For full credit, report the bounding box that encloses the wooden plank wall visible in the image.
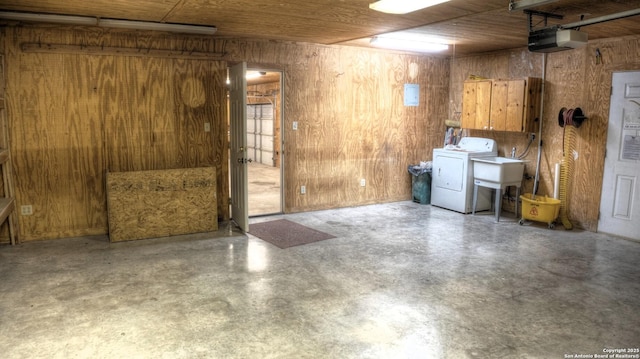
[224,40,450,212]
[3,23,637,241]
[2,26,228,242]
[223,40,449,211]
[450,34,640,231]
[578,35,640,231]
[2,25,450,242]
[3,25,635,241]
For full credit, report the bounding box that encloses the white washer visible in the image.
[431,137,497,213]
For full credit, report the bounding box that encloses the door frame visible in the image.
[246,67,284,216]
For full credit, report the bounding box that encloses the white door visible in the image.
[598,71,640,240]
[229,62,249,232]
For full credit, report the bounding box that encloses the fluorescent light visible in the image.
[98,19,217,35]
[0,11,217,35]
[370,34,449,53]
[0,11,97,25]
[245,71,266,80]
[369,0,450,14]
[509,0,559,12]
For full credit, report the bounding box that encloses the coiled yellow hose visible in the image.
[558,125,575,230]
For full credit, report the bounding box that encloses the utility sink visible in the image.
[472,157,525,184]
[471,157,526,223]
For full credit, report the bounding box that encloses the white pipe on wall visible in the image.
[532,53,547,199]
[553,162,561,199]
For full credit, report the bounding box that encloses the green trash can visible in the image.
[408,165,432,204]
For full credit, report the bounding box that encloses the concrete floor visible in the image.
[248,162,281,216]
[1,202,639,359]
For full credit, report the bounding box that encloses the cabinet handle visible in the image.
[483,126,488,130]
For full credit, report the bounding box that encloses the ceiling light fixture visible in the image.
[370,34,449,53]
[0,11,98,25]
[98,19,217,35]
[509,0,559,12]
[245,71,266,80]
[369,0,450,15]
[0,11,217,35]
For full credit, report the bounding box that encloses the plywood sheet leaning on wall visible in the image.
[106,167,218,242]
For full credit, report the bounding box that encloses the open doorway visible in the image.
[246,69,283,216]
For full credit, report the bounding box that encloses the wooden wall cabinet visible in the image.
[462,79,492,130]
[462,77,541,133]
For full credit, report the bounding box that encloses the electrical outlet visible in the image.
[300,185,306,194]
[360,178,366,187]
[292,121,298,130]
[204,122,211,132]
[21,205,33,215]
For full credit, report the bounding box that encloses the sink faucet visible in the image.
[511,147,516,158]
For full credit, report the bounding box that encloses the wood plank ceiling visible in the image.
[0,0,639,55]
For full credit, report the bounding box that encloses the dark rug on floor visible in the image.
[249,219,336,249]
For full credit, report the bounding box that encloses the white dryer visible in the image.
[431,137,497,213]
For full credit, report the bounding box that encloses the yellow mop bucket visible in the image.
[519,193,561,229]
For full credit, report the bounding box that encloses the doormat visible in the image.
[248,219,336,249]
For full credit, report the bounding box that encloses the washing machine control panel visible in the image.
[450,137,497,153]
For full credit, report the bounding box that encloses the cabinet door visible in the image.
[505,79,526,132]
[522,77,542,133]
[491,79,526,132]
[462,80,491,130]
